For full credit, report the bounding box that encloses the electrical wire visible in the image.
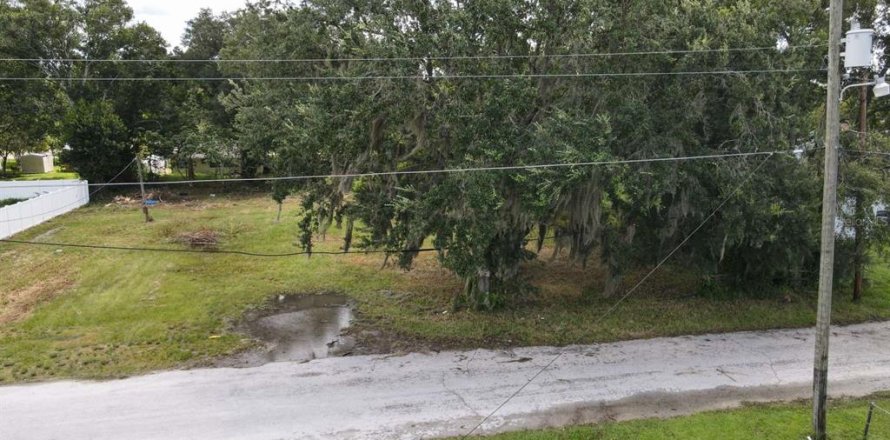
[0,238,440,257]
[0,68,825,82]
[0,43,826,64]
[0,234,560,257]
[459,152,777,438]
[874,403,890,417]
[100,158,137,187]
[6,151,786,191]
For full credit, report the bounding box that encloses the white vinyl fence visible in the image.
[0,180,89,239]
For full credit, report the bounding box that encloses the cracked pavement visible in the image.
[1,322,890,439]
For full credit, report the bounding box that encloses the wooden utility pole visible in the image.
[136,154,153,223]
[853,75,868,301]
[813,0,843,437]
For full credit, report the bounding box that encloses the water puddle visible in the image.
[219,293,356,367]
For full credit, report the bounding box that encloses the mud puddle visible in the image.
[218,293,356,367]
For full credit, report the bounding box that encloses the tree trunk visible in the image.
[1,152,7,175]
[276,202,283,223]
[343,217,355,252]
[470,269,492,309]
[457,269,494,311]
[853,208,864,302]
[187,159,195,180]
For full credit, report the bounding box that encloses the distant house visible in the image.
[143,155,171,175]
[19,153,54,174]
[837,201,888,238]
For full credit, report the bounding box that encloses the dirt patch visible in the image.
[0,275,74,325]
[345,325,447,357]
[30,227,64,242]
[218,293,358,367]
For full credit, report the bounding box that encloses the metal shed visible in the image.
[19,153,54,174]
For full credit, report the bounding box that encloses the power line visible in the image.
[0,235,559,257]
[93,151,788,186]
[0,68,826,82]
[101,158,137,188]
[459,152,776,438]
[0,150,790,225]
[0,43,826,64]
[0,238,439,257]
[874,402,890,417]
[7,151,787,191]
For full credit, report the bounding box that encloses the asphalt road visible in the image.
[1,322,889,440]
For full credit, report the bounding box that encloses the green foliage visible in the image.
[5,0,179,182]
[222,0,829,309]
[0,198,26,208]
[169,9,240,178]
[832,2,890,298]
[62,99,133,182]
[0,0,72,170]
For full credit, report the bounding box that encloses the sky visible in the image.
[128,0,248,48]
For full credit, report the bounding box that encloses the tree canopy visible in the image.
[220,0,840,308]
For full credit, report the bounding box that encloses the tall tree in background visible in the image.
[0,0,74,173]
[836,1,890,301]
[171,8,236,179]
[62,99,131,181]
[60,0,174,181]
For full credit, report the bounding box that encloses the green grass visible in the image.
[1,159,79,181]
[0,191,889,382]
[0,198,26,208]
[461,394,890,440]
[156,170,224,182]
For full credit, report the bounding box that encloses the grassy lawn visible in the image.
[155,169,236,182]
[1,159,79,181]
[1,190,889,382]
[461,394,890,440]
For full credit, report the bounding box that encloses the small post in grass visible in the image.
[863,401,875,440]
[136,154,153,223]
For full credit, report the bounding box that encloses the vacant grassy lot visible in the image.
[1,189,889,382]
[0,159,79,181]
[462,394,890,440]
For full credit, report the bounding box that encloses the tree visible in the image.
[62,99,132,182]
[53,0,177,182]
[835,1,890,301]
[223,0,828,309]
[169,8,238,179]
[0,0,75,173]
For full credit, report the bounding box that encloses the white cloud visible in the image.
[128,0,247,48]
